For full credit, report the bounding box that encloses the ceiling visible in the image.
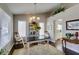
[6,3,77,14]
[6,3,60,14]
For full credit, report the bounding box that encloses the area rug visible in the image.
[13,44,64,55]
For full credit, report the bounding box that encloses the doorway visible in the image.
[39,23,44,36]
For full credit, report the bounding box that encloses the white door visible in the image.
[47,21,54,42]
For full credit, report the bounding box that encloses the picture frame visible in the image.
[66,19,79,30]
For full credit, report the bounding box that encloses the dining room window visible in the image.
[0,9,11,48]
[18,21,26,37]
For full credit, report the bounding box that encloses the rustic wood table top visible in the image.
[62,38,79,44]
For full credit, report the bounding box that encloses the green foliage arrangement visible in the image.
[31,21,41,31]
[66,33,74,39]
[0,49,5,55]
[52,6,65,15]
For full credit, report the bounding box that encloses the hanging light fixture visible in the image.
[30,3,40,22]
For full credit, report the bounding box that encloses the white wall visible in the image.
[0,4,13,54]
[14,14,47,42]
[0,4,12,17]
[47,4,79,42]
[47,12,65,42]
[62,4,79,36]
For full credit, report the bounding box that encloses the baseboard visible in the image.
[8,45,15,55]
[8,43,25,55]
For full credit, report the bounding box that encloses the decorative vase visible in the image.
[75,32,79,39]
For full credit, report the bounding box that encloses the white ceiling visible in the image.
[6,3,77,14]
[6,3,60,14]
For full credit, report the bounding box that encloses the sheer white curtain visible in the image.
[39,23,44,36]
[18,21,26,37]
[39,23,44,39]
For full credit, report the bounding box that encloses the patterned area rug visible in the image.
[13,44,64,55]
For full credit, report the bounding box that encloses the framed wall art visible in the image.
[66,19,79,30]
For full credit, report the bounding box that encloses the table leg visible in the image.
[64,40,66,54]
[27,43,30,54]
[47,40,49,44]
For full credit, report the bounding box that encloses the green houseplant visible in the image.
[0,49,5,55]
[66,33,74,39]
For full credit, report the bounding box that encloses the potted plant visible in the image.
[66,33,74,39]
[0,49,5,55]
